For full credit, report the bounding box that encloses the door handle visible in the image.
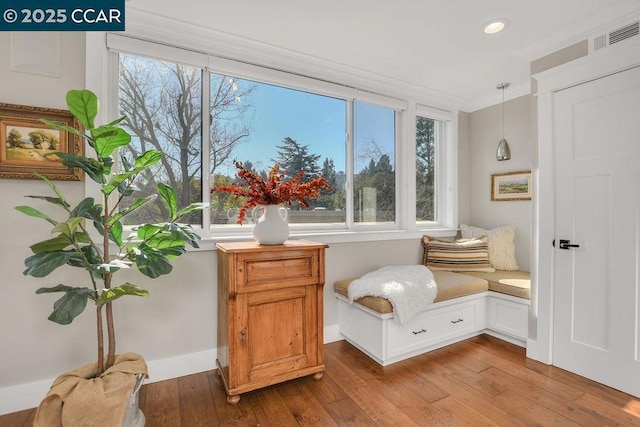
[559,239,580,250]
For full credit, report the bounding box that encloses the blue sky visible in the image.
[224,80,395,176]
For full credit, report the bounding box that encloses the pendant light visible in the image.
[496,82,511,161]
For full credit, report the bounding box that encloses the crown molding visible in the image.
[460,80,531,113]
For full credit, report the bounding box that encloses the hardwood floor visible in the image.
[3,335,640,426]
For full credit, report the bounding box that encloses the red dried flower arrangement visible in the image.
[211,161,333,224]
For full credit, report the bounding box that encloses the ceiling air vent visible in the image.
[591,20,639,52]
[610,21,639,45]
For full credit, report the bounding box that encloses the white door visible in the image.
[553,65,640,397]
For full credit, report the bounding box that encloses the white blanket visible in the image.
[348,265,437,325]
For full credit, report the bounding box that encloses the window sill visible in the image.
[193,227,458,251]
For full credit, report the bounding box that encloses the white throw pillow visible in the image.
[459,224,519,271]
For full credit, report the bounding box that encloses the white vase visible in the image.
[252,205,289,245]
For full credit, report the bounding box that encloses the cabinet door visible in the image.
[234,285,318,384]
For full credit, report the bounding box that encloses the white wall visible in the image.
[457,111,471,226]
[467,96,533,271]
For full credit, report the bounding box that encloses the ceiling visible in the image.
[126,0,640,111]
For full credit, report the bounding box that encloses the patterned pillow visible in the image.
[421,236,495,272]
[459,224,519,271]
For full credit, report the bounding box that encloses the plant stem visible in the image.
[96,305,104,376]
[105,302,116,369]
[103,194,117,370]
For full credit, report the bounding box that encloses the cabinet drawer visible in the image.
[387,301,481,358]
[235,249,320,293]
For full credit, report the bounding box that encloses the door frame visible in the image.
[529,37,640,364]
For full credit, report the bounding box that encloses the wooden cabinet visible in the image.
[216,239,327,403]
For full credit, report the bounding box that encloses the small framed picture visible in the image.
[0,102,82,181]
[491,170,531,201]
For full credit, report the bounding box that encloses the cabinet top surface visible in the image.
[215,239,328,252]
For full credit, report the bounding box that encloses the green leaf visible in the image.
[39,118,84,139]
[105,116,126,127]
[24,195,71,210]
[95,283,149,307]
[80,245,102,265]
[67,246,104,278]
[15,206,58,226]
[100,156,114,176]
[108,196,154,224]
[110,220,123,247]
[55,153,104,184]
[117,182,135,197]
[136,224,163,241]
[30,173,72,211]
[134,150,162,169]
[24,251,78,277]
[36,285,95,325]
[66,89,98,130]
[102,170,138,196]
[147,232,186,260]
[52,217,85,238]
[176,202,208,220]
[93,126,131,157]
[158,183,178,219]
[170,223,202,248]
[129,244,173,278]
[70,197,98,220]
[102,151,160,195]
[29,235,73,253]
[120,156,133,172]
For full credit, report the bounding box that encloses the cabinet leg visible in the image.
[227,394,241,405]
[313,372,324,380]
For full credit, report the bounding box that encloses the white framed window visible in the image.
[207,76,348,229]
[94,33,456,245]
[353,101,397,226]
[416,105,453,229]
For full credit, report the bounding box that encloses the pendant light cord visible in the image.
[497,82,509,139]
[502,86,505,140]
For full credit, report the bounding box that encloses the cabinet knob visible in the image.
[240,329,246,344]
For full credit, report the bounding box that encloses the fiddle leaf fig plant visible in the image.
[16,89,205,376]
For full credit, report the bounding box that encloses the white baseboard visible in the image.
[0,349,216,416]
[324,324,342,344]
[526,338,552,364]
[0,378,54,416]
[0,325,343,415]
[145,349,216,384]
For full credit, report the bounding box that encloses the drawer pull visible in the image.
[451,318,464,324]
[412,328,427,335]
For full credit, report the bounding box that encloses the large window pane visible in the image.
[416,116,436,222]
[354,101,396,224]
[210,76,347,226]
[118,53,202,225]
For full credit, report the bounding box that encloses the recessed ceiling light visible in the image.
[483,18,509,35]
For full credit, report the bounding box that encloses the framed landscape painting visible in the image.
[0,102,82,181]
[491,170,531,201]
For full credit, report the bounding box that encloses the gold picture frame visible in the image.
[491,170,531,201]
[0,102,82,181]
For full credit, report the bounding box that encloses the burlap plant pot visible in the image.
[34,353,148,427]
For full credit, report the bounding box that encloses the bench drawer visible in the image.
[387,300,483,358]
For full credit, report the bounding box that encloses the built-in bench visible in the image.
[334,269,530,366]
